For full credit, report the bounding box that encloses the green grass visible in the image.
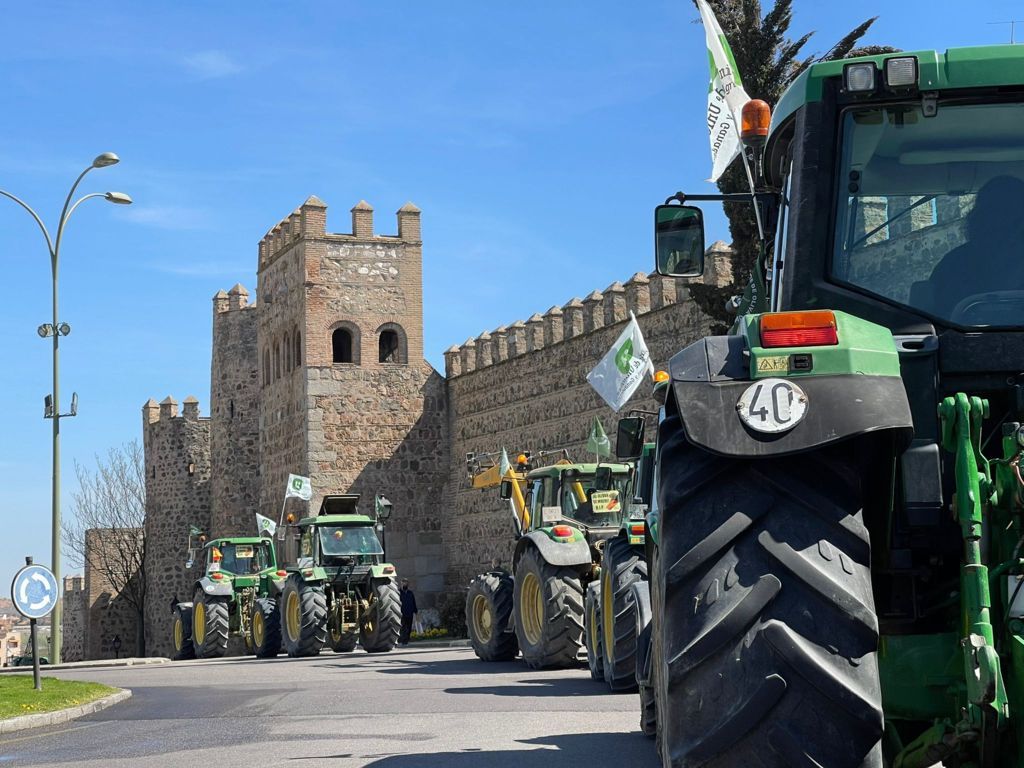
[0,675,117,719]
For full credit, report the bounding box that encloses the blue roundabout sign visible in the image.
[11,563,59,620]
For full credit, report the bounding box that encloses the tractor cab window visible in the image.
[216,543,270,574]
[558,471,631,527]
[318,526,384,560]
[832,102,1024,328]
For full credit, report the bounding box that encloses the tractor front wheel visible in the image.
[172,604,195,661]
[584,581,604,681]
[513,545,584,669]
[251,597,281,658]
[192,589,229,659]
[652,414,883,767]
[600,536,645,692]
[280,576,327,657]
[466,571,518,662]
[360,580,401,653]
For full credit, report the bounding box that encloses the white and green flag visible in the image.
[696,0,751,181]
[586,312,654,412]
[285,473,313,501]
[586,416,611,458]
[256,513,277,537]
[499,448,512,477]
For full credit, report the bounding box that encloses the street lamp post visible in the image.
[0,153,131,664]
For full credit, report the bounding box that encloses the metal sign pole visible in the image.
[30,618,41,691]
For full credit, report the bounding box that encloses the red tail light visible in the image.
[276,570,287,577]
[211,572,223,580]
[629,523,645,536]
[760,311,838,348]
[383,566,395,574]
[551,525,573,538]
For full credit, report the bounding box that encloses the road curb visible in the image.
[405,639,471,649]
[0,658,169,674]
[0,688,132,734]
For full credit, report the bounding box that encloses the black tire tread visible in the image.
[601,536,646,692]
[252,597,282,658]
[192,590,229,659]
[653,413,883,768]
[281,577,328,658]
[172,605,195,661]
[585,581,604,681]
[466,571,518,662]
[361,580,401,653]
[514,546,585,669]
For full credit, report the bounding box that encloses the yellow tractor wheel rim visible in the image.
[173,617,183,651]
[602,569,614,661]
[252,610,264,647]
[194,603,206,645]
[286,591,301,641]
[520,571,543,647]
[472,594,493,644]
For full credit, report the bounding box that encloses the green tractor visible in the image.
[584,425,657,692]
[465,450,635,669]
[272,494,401,657]
[171,532,286,660]
[637,46,1024,767]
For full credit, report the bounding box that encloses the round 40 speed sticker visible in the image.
[736,378,808,434]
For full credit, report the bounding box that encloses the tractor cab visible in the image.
[521,462,633,542]
[206,538,275,576]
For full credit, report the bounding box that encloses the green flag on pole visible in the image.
[499,448,512,477]
[587,416,611,459]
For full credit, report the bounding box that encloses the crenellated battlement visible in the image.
[142,395,207,426]
[257,196,422,272]
[444,241,734,378]
[213,283,253,314]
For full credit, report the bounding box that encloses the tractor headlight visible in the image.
[885,57,918,88]
[844,62,876,93]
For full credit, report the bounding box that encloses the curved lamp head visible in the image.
[92,152,120,168]
[104,192,132,205]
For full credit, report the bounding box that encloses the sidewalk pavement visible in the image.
[0,658,169,675]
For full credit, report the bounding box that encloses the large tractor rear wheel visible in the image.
[466,571,518,662]
[360,580,401,653]
[172,604,195,661]
[250,597,281,658]
[513,545,585,669]
[601,536,646,692]
[653,414,883,768]
[584,581,604,681]
[192,589,229,659]
[281,576,327,657]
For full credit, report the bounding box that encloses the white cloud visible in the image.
[119,204,211,230]
[182,50,242,80]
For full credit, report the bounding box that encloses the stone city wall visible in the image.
[441,243,736,590]
[142,397,211,658]
[60,576,85,663]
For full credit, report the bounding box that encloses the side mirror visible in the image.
[594,466,613,491]
[655,205,705,277]
[616,416,646,460]
[499,480,513,500]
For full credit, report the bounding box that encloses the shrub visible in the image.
[436,591,468,638]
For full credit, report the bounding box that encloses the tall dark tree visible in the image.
[687,0,895,327]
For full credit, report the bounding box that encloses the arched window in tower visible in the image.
[263,349,271,386]
[333,328,354,364]
[377,323,407,364]
[274,341,281,380]
[283,332,291,372]
[294,326,301,367]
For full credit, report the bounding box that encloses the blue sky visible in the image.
[0,1,1019,584]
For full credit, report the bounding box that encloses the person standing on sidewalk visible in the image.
[399,579,417,646]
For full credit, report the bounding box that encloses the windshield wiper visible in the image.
[849,194,937,250]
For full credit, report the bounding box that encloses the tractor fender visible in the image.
[196,576,234,597]
[668,336,913,458]
[514,531,591,571]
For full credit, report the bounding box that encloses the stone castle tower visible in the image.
[248,196,449,595]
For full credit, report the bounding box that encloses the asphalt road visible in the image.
[0,647,659,768]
